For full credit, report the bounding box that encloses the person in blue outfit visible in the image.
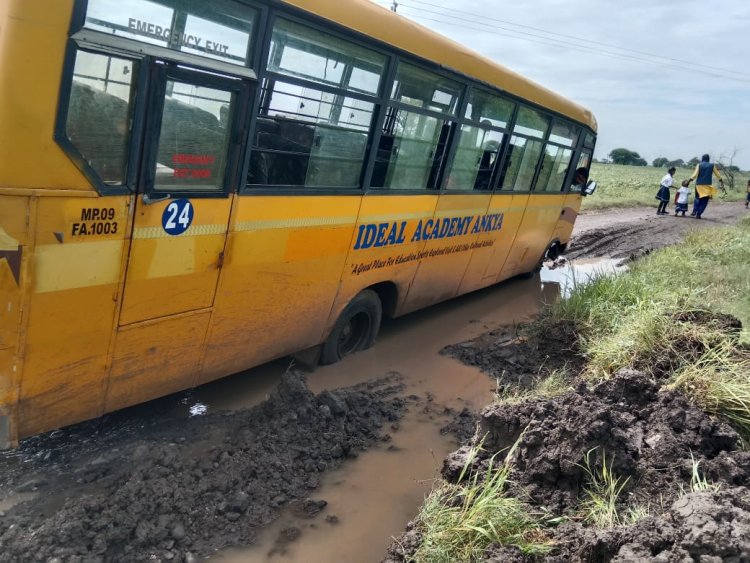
[655,167,675,215]
[687,154,724,219]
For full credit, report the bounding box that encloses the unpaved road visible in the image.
[568,201,749,260]
[1,202,749,562]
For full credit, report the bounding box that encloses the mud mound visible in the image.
[388,369,750,562]
[0,372,406,562]
[539,488,750,562]
[441,320,582,389]
[443,369,741,514]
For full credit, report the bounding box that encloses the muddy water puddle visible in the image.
[200,263,610,562]
[540,258,625,298]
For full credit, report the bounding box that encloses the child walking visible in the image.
[656,166,676,215]
[675,179,690,216]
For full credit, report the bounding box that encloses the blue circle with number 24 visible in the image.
[161,199,194,236]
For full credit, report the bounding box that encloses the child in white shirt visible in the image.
[675,180,690,216]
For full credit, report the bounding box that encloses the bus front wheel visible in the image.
[321,290,382,365]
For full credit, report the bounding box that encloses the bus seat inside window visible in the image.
[247,80,373,188]
[65,51,136,185]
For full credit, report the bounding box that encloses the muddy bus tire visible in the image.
[321,290,382,365]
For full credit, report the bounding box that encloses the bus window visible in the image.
[267,18,386,96]
[153,81,234,192]
[443,88,514,190]
[501,136,544,191]
[248,81,374,188]
[247,18,386,189]
[535,145,573,192]
[83,0,257,68]
[65,50,136,185]
[498,105,549,191]
[372,63,462,190]
[535,120,578,192]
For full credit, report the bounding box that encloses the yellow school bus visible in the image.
[0,0,597,447]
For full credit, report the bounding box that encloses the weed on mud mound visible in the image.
[0,372,406,562]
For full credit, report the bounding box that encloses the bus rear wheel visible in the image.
[321,290,382,365]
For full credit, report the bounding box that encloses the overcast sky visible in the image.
[370,0,750,169]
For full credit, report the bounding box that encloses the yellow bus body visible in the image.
[0,0,593,447]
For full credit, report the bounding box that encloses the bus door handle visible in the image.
[142,193,171,205]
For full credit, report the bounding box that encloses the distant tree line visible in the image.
[601,148,743,172]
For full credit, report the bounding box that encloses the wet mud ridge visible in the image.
[441,319,582,391]
[0,372,407,562]
[389,314,750,562]
[566,201,749,262]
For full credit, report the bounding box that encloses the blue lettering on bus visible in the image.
[353,213,504,250]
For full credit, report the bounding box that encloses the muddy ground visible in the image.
[567,200,749,261]
[0,373,408,562]
[1,203,748,562]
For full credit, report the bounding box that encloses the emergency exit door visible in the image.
[119,64,248,326]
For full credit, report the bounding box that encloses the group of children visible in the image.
[656,166,750,217]
[655,167,691,216]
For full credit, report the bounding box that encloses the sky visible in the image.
[369,0,750,169]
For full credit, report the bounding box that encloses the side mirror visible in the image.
[583,180,597,196]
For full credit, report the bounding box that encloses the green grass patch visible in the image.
[409,445,551,562]
[494,367,573,405]
[584,163,750,210]
[542,217,750,435]
[578,448,630,527]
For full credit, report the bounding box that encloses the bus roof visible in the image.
[282,0,597,131]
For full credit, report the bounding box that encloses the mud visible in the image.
[0,372,407,562]
[567,201,749,261]
[441,319,582,391]
[389,311,750,561]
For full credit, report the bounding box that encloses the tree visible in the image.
[652,157,669,167]
[609,148,646,166]
[668,159,685,168]
[688,157,700,166]
[717,148,741,191]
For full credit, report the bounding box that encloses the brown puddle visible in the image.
[197,275,563,562]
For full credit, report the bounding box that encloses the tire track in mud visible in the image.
[567,202,749,261]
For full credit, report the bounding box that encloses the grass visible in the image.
[543,216,750,436]
[408,443,551,562]
[494,367,573,405]
[686,453,720,494]
[577,448,630,527]
[583,163,750,210]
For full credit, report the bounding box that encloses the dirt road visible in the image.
[567,201,749,260]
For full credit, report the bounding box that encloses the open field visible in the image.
[583,163,750,210]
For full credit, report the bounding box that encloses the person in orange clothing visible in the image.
[687,154,724,219]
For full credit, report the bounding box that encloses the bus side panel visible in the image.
[550,193,583,248]
[497,194,564,280]
[457,192,525,294]
[198,195,361,383]
[0,196,31,447]
[401,193,492,314]
[105,311,209,412]
[0,0,87,191]
[17,196,128,439]
[332,194,438,325]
